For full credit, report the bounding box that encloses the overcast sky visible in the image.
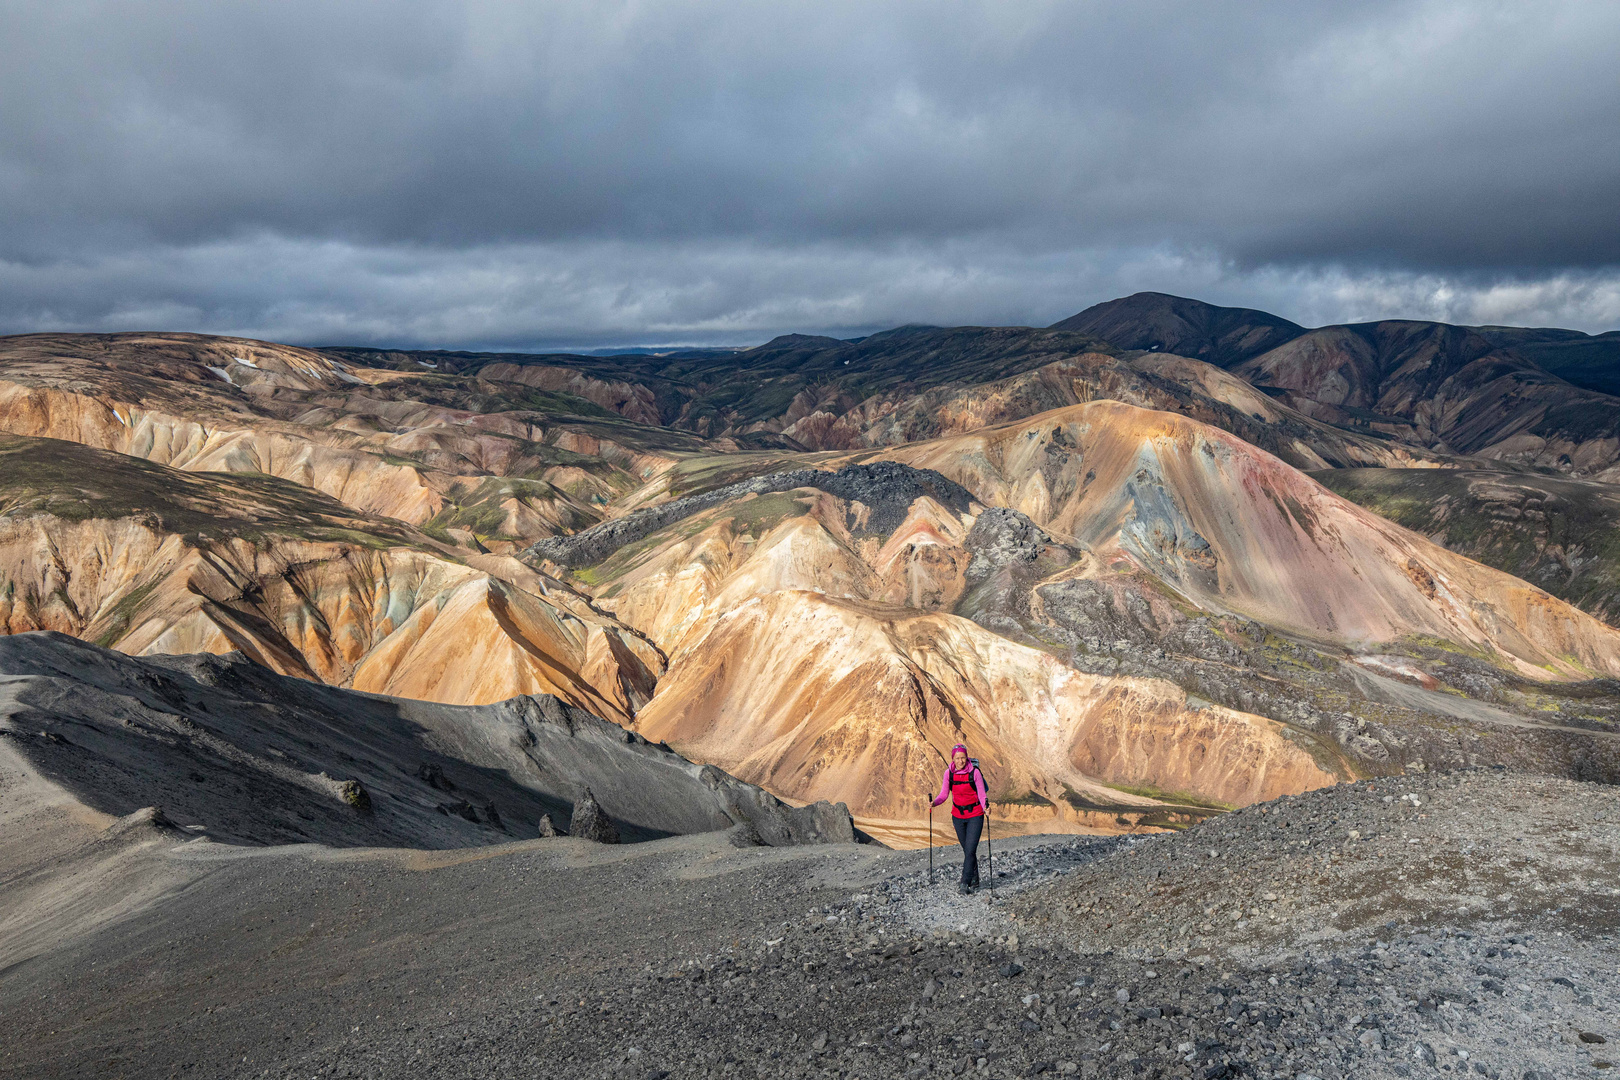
[2,0,1618,349]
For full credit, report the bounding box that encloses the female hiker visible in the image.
[929,744,988,894]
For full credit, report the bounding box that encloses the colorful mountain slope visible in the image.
[0,434,660,716]
[882,400,1620,680]
[0,331,710,549]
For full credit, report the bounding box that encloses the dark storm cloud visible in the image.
[1,0,1618,345]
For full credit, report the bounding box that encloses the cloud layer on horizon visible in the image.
[2,0,1618,347]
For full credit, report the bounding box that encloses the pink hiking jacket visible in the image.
[932,764,988,819]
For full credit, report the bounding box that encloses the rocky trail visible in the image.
[567,770,1618,1080]
[600,774,1619,1080]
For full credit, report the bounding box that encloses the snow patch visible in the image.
[205,365,234,384]
[233,356,259,368]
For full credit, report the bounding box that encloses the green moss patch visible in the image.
[1315,466,1620,628]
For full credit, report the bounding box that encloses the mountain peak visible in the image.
[751,333,850,352]
[1050,292,1305,368]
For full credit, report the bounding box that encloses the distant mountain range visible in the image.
[325,292,1620,481]
[1058,292,1620,482]
[1054,290,1620,396]
[2,293,1618,847]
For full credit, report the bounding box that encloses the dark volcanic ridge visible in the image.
[0,632,860,849]
[1058,292,1620,401]
[1051,292,1308,369]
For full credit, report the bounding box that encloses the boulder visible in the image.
[569,788,620,844]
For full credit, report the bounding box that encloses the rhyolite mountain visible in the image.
[2,304,1618,845]
[0,433,664,718]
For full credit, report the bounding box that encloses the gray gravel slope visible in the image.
[2,768,1616,1080]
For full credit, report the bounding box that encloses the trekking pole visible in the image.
[926,803,939,887]
[985,812,994,902]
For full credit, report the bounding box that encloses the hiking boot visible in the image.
[958,884,970,896]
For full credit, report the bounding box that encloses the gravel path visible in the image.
[874,833,1134,940]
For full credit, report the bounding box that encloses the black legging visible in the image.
[951,814,983,886]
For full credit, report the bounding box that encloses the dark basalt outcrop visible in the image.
[566,787,620,844]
